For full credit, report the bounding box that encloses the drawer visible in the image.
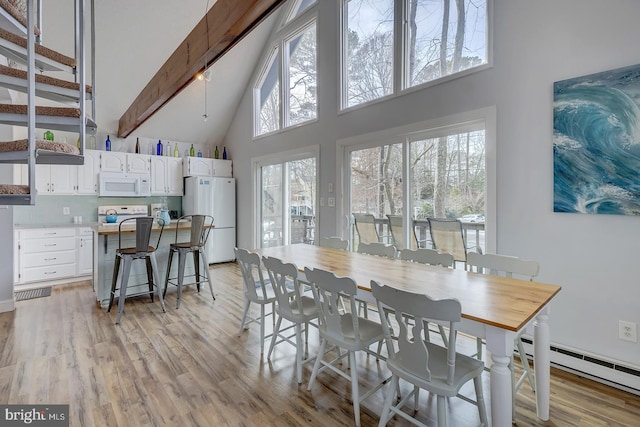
[21,236,76,253]
[78,227,94,236]
[23,250,76,267]
[20,228,76,239]
[22,263,77,283]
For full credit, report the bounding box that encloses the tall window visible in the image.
[341,0,489,109]
[343,0,395,108]
[406,0,488,88]
[254,4,317,137]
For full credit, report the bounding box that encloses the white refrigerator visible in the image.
[183,176,236,263]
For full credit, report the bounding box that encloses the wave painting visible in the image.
[554,63,640,215]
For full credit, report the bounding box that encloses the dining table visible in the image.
[254,244,562,427]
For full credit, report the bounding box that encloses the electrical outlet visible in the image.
[619,320,637,342]
[328,197,335,207]
[63,207,70,215]
[320,197,325,207]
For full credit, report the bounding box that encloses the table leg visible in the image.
[534,309,551,420]
[485,328,514,427]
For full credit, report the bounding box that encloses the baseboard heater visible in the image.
[520,337,640,395]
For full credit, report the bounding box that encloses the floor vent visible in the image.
[15,287,52,301]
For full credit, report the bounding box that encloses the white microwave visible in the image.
[99,172,151,197]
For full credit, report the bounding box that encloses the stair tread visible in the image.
[0,103,82,117]
[0,0,40,36]
[0,64,91,93]
[0,138,80,155]
[0,183,29,194]
[0,27,75,68]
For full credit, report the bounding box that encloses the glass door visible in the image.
[259,156,317,248]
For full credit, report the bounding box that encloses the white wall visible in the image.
[224,0,640,374]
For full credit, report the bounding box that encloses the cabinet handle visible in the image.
[44,232,57,235]
[44,244,57,247]
[44,271,57,275]
[44,257,57,261]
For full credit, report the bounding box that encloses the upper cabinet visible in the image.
[150,156,183,196]
[183,158,232,177]
[77,150,101,194]
[100,151,150,174]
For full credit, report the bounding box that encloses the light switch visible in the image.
[320,197,325,206]
[328,197,335,207]
[328,183,333,193]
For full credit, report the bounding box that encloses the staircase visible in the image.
[0,0,95,205]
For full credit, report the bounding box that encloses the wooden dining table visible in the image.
[255,244,562,427]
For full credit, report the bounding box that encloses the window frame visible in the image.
[339,0,493,112]
[253,3,318,139]
[336,107,496,253]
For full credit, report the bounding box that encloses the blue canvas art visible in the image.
[553,63,640,215]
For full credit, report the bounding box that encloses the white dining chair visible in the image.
[319,236,349,250]
[398,248,455,346]
[262,255,318,384]
[466,251,540,420]
[304,267,387,427]
[357,241,396,258]
[371,280,488,427]
[235,248,275,355]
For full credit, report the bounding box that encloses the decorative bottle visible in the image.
[135,137,140,153]
[197,149,202,158]
[156,139,163,156]
[214,146,219,159]
[174,142,179,157]
[222,147,227,160]
[105,135,111,151]
[190,144,195,157]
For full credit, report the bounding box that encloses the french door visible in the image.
[256,150,317,248]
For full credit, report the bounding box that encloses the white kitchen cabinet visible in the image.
[127,153,151,174]
[151,156,183,196]
[77,149,101,194]
[15,228,78,284]
[183,157,232,177]
[35,164,77,195]
[100,151,127,173]
[100,151,151,174]
[15,227,94,287]
[77,227,94,276]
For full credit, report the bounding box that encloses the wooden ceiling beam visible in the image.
[117,0,286,138]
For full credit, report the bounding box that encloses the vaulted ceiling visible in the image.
[117,0,286,139]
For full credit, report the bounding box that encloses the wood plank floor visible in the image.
[1,262,639,426]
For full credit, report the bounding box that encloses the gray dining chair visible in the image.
[304,267,387,427]
[236,248,276,355]
[319,236,349,250]
[262,255,318,384]
[371,280,488,427]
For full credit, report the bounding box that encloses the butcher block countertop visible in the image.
[94,220,209,236]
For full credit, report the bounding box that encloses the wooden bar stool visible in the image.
[107,217,166,324]
[163,214,215,308]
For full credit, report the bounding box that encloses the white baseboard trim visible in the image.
[0,297,15,313]
[521,338,640,395]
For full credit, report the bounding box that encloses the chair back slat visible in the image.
[262,256,305,319]
[399,248,454,267]
[467,252,539,280]
[357,242,396,258]
[371,280,461,385]
[235,248,270,301]
[319,237,349,250]
[305,267,360,345]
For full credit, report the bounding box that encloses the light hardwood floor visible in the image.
[1,262,639,426]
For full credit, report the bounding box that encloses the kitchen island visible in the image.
[93,221,206,308]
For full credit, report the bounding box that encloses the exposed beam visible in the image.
[117,0,286,138]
